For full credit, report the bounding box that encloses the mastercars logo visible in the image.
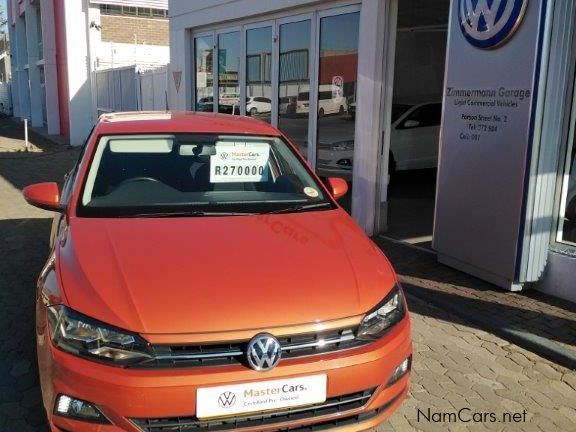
[459,0,528,49]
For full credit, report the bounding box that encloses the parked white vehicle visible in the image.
[317,102,442,179]
[297,85,348,116]
[246,97,272,115]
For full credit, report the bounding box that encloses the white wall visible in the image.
[536,252,576,303]
[167,22,188,110]
[95,42,170,70]
[65,0,95,146]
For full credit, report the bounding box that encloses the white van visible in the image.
[297,85,348,116]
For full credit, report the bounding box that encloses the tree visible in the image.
[0,5,7,30]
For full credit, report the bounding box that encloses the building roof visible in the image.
[96,111,283,136]
[90,0,168,10]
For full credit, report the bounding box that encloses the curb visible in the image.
[405,284,576,370]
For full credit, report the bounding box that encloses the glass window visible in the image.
[123,6,137,16]
[279,20,311,157]
[195,36,214,112]
[100,5,122,15]
[315,12,360,211]
[218,32,241,115]
[246,27,272,123]
[138,8,152,17]
[78,134,332,218]
[151,9,166,18]
[560,144,576,245]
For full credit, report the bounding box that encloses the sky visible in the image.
[1,0,6,31]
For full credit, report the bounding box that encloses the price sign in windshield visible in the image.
[210,142,270,183]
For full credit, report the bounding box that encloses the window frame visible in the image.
[554,76,576,249]
[216,27,243,115]
[244,21,276,122]
[193,31,216,113]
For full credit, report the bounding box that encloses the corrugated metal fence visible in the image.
[95,66,168,116]
[139,66,168,112]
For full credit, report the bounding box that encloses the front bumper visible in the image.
[40,318,411,432]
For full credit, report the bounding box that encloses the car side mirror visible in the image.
[326,177,348,200]
[23,182,61,212]
[403,119,420,128]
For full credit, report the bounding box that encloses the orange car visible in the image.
[24,112,412,432]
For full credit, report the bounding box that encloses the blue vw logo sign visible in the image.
[459,0,528,49]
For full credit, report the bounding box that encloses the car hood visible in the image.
[58,210,396,335]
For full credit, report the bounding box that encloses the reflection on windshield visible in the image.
[78,134,332,218]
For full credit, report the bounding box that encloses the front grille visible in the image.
[131,388,375,432]
[131,328,368,369]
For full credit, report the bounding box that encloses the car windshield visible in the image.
[78,134,333,217]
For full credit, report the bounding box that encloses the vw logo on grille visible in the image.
[459,0,528,49]
[218,391,237,409]
[246,333,282,372]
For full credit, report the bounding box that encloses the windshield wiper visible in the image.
[121,211,254,218]
[264,202,333,215]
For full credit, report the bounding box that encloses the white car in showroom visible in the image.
[317,102,442,180]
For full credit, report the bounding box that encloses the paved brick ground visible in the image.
[374,297,576,432]
[1,122,575,431]
[374,237,576,367]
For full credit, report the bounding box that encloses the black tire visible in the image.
[318,108,325,117]
[249,107,258,116]
[339,105,345,114]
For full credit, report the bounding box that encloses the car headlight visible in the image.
[357,284,406,340]
[47,305,152,366]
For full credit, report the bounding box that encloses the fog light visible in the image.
[387,355,412,386]
[54,394,110,424]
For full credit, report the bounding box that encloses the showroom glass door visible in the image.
[194,34,214,112]
[245,24,273,123]
[217,30,241,114]
[315,10,360,211]
[277,17,313,157]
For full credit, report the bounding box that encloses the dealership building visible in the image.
[8,0,169,146]
[168,0,576,303]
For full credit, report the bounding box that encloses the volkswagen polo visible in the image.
[24,112,412,432]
